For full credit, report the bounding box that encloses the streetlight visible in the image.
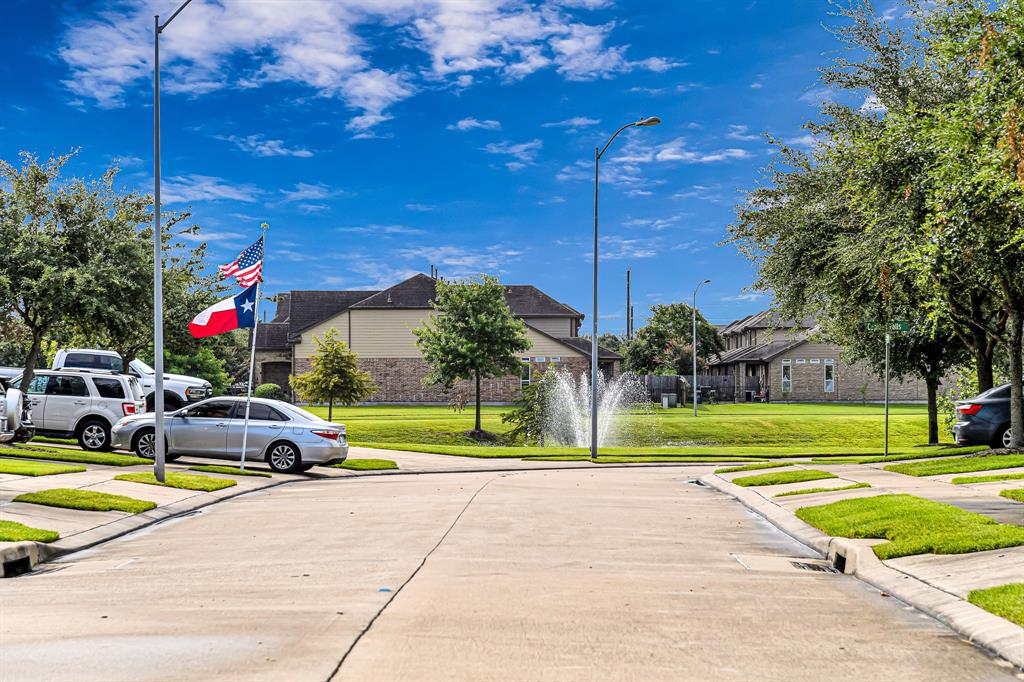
[692,279,710,417]
[590,115,661,461]
[153,0,195,482]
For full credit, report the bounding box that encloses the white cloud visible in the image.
[799,87,834,104]
[336,224,424,235]
[725,124,760,142]
[749,82,764,89]
[550,22,684,81]
[482,139,543,165]
[447,117,501,131]
[397,243,524,274]
[337,260,423,290]
[542,116,600,128]
[279,182,343,202]
[405,203,435,212]
[624,215,683,230]
[653,138,751,163]
[785,134,818,149]
[598,235,659,260]
[220,134,313,158]
[161,175,260,204]
[860,95,887,114]
[722,292,767,302]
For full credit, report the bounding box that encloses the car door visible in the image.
[43,375,90,434]
[226,402,286,461]
[19,375,50,428]
[167,400,233,456]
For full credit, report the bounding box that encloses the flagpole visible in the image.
[239,222,268,471]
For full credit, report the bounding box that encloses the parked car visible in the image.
[110,397,348,473]
[51,349,212,410]
[8,369,145,451]
[953,384,1012,448]
[0,377,33,444]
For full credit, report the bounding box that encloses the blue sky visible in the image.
[0,0,866,331]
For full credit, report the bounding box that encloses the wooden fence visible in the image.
[636,374,763,404]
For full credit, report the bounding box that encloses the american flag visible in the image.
[219,236,264,287]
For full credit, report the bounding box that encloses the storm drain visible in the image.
[730,553,840,574]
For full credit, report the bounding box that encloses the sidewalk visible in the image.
[702,461,1024,669]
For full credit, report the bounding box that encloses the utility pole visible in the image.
[626,268,632,340]
[884,332,890,458]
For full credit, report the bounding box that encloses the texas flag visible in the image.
[188,285,257,338]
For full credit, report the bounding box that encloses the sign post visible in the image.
[883,320,909,458]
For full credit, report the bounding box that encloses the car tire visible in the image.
[994,425,1012,449]
[266,441,303,473]
[77,419,112,452]
[132,428,180,461]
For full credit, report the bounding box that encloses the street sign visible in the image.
[891,320,910,332]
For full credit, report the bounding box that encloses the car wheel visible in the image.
[132,429,179,461]
[78,419,112,452]
[266,441,303,473]
[998,425,1012,449]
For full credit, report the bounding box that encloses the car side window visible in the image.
[187,401,234,419]
[92,377,126,399]
[22,375,49,395]
[45,376,88,397]
[241,403,288,421]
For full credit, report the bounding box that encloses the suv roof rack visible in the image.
[49,368,123,377]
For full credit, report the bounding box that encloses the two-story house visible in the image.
[254,273,621,403]
[709,310,934,402]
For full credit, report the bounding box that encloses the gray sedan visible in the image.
[111,397,348,473]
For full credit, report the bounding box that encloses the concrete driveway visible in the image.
[0,467,1016,681]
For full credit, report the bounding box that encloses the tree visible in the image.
[290,329,376,421]
[413,275,530,435]
[623,303,723,375]
[597,333,624,353]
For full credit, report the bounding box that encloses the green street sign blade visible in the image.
[892,320,910,332]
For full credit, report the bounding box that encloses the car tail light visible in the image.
[122,402,138,416]
[957,403,983,416]
[312,429,340,440]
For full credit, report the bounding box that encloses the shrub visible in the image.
[254,383,286,401]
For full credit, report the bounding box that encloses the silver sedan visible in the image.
[111,397,348,473]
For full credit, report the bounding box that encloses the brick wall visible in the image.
[768,357,937,402]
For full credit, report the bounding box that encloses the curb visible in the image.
[699,473,1024,670]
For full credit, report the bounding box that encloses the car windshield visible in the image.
[132,359,155,375]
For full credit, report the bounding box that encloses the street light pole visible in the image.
[692,279,710,417]
[590,116,661,461]
[153,0,194,483]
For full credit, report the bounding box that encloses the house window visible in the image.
[520,360,532,388]
[810,359,821,365]
[781,360,792,394]
[796,359,806,364]
[534,356,546,363]
[549,356,561,363]
[824,359,835,393]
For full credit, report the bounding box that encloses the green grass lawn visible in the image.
[331,458,399,471]
[0,446,148,467]
[189,465,272,478]
[951,472,1024,485]
[732,469,838,487]
[796,494,1024,559]
[967,583,1024,627]
[715,462,797,474]
[14,488,156,514]
[1000,489,1024,503]
[810,448,988,465]
[884,454,1024,477]
[775,482,870,497]
[30,436,79,446]
[114,472,237,492]
[0,519,59,543]
[312,402,943,450]
[0,459,86,476]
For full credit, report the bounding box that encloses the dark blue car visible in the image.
[953,384,1011,448]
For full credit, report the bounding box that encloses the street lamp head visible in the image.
[635,116,661,127]
[703,278,712,284]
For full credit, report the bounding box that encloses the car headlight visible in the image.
[185,387,208,399]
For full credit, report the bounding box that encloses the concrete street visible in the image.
[0,466,1018,681]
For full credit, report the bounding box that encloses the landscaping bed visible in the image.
[967,583,1024,627]
[331,458,399,471]
[0,460,86,477]
[0,446,148,467]
[795,494,1024,560]
[0,519,59,543]
[775,482,870,497]
[952,472,1024,485]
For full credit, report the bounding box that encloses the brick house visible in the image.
[708,310,934,402]
[253,273,622,403]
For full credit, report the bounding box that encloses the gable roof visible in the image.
[720,310,817,336]
[254,322,290,351]
[285,290,379,336]
[710,328,828,365]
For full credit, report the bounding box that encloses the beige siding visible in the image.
[348,308,433,358]
[524,327,584,358]
[524,317,574,337]
[294,312,350,358]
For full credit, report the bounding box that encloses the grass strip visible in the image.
[884,454,1024,477]
[1000,489,1024,503]
[115,472,236,492]
[30,436,79,446]
[0,459,86,476]
[14,488,156,514]
[796,494,1024,559]
[524,455,762,463]
[732,469,837,487]
[331,458,399,471]
[967,583,1024,627]
[716,462,795,474]
[189,465,272,478]
[811,449,987,465]
[775,482,871,497]
[952,472,1024,485]
[0,519,60,543]
[0,446,148,467]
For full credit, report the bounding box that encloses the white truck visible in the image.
[50,349,213,410]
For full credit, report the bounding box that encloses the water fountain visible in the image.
[541,369,653,448]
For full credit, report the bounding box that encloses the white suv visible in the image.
[11,369,146,452]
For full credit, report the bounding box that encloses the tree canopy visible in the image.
[623,303,724,376]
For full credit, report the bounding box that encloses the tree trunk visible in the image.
[974,341,994,394]
[926,374,939,445]
[328,392,333,423]
[1009,311,1023,448]
[475,369,481,432]
[21,328,43,391]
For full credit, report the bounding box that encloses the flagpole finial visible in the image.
[261,222,268,230]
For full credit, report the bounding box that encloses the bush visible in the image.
[254,383,286,401]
